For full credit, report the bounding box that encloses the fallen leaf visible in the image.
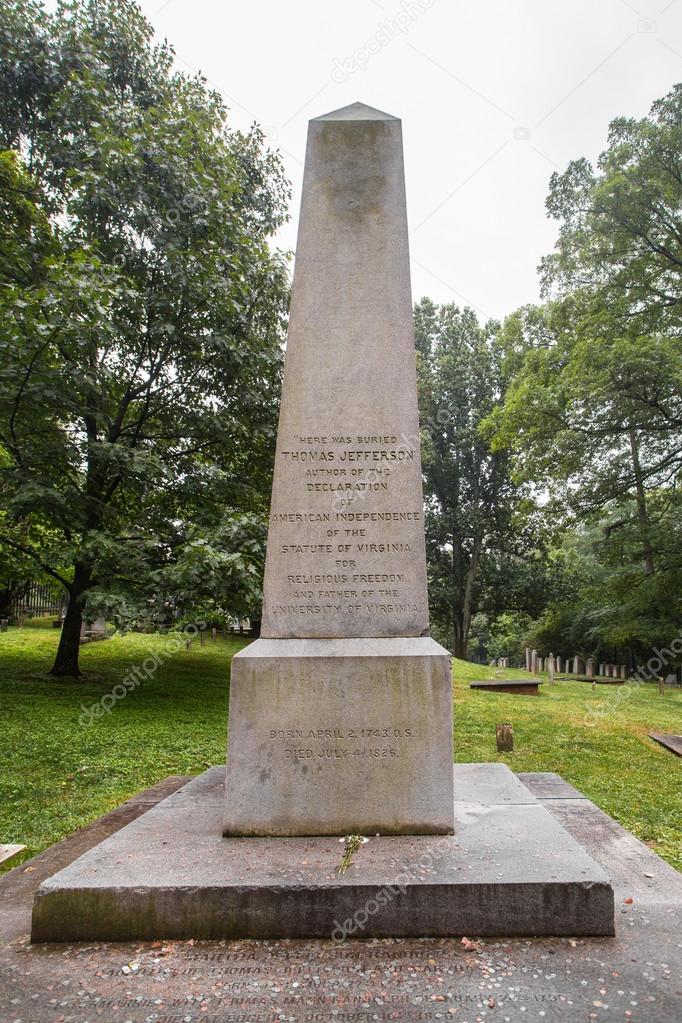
[623,897,634,905]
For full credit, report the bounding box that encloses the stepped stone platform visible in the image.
[4,771,682,1023]
[31,763,613,942]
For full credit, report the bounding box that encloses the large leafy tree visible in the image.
[485,85,682,652]
[0,0,289,675]
[414,299,531,658]
[521,492,682,663]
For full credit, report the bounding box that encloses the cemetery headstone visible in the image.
[496,722,514,752]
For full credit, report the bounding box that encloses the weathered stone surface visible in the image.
[2,775,190,943]
[31,764,614,942]
[516,771,586,799]
[224,637,454,836]
[0,844,25,866]
[469,678,541,696]
[9,771,680,1019]
[260,103,428,641]
[495,722,513,752]
[224,103,454,837]
[648,732,682,756]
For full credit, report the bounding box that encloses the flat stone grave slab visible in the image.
[649,732,682,757]
[30,763,613,942]
[0,843,26,866]
[469,678,542,696]
[2,771,681,1023]
[558,675,626,685]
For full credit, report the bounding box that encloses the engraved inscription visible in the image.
[263,428,428,633]
[268,724,417,763]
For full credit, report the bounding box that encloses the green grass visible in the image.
[1,626,680,873]
[454,659,682,870]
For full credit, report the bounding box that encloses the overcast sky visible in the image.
[100,2,682,320]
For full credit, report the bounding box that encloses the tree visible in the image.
[0,0,290,675]
[485,84,682,655]
[520,494,682,662]
[414,299,527,657]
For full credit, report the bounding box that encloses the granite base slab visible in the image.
[31,764,614,941]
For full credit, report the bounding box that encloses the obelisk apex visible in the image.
[260,102,430,640]
[311,100,399,120]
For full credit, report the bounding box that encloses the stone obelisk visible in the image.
[224,102,454,836]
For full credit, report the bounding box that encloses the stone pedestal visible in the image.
[31,765,615,942]
[224,638,454,836]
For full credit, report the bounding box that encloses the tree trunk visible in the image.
[629,428,655,576]
[452,613,467,660]
[0,580,28,618]
[460,533,483,658]
[49,563,91,677]
[451,533,483,660]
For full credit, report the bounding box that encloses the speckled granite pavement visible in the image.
[1,772,680,1023]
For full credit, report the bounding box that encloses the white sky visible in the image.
[55,0,682,321]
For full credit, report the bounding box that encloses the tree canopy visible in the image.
[0,0,290,674]
[2,5,680,674]
[414,299,546,657]
[484,84,682,663]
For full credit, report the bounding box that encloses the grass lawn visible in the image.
[1,624,680,873]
